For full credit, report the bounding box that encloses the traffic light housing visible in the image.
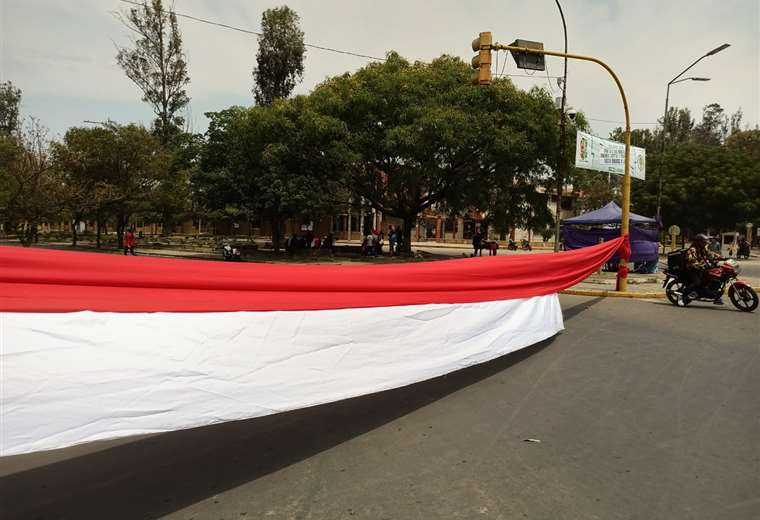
[471,32,492,85]
[508,39,545,71]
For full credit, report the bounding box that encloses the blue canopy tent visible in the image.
[562,201,657,226]
[561,202,659,270]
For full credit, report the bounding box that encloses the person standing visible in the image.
[472,228,483,257]
[388,225,396,256]
[727,238,735,258]
[737,236,750,259]
[124,227,137,256]
[709,237,721,254]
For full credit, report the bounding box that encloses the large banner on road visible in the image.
[575,131,646,180]
[0,238,624,455]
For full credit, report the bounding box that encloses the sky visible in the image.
[1,0,758,141]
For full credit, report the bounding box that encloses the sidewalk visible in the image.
[337,239,554,251]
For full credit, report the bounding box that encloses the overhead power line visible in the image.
[586,117,658,126]
[117,1,650,128]
[117,0,387,61]
[494,73,563,80]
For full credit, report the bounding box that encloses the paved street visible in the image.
[1,295,758,520]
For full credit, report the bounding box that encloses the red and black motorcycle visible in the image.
[663,250,758,312]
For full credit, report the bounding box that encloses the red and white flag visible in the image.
[0,238,622,456]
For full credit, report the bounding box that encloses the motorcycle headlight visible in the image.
[725,258,741,274]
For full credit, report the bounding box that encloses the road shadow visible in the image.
[562,296,605,321]
[0,335,556,520]
[648,300,738,313]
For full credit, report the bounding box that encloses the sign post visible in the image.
[668,224,681,253]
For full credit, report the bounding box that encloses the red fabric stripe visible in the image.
[0,237,623,312]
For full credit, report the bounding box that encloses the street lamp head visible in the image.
[671,76,711,85]
[706,43,730,56]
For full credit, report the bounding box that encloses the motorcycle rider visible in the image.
[682,233,723,305]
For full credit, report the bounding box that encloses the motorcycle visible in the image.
[506,239,532,251]
[222,244,241,261]
[663,250,758,312]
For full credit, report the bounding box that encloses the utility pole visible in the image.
[655,43,729,219]
[553,0,568,253]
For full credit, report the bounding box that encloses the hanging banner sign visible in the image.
[575,131,646,180]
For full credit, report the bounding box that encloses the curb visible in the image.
[561,286,760,299]
[561,289,666,299]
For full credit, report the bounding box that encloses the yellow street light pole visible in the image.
[490,42,632,291]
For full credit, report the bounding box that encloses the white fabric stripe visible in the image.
[0,295,563,456]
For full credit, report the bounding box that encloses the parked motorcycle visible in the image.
[506,239,532,251]
[663,250,758,312]
[222,244,241,261]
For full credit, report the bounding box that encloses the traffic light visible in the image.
[508,39,545,71]
[471,32,492,85]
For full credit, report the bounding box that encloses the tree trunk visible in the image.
[96,212,102,249]
[499,214,510,241]
[71,216,80,247]
[271,215,283,254]
[401,215,414,255]
[117,213,125,250]
[162,210,172,237]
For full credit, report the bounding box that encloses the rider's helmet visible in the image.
[694,233,709,246]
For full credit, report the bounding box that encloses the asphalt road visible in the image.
[1,295,758,520]
[739,258,760,280]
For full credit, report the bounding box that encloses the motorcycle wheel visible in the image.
[728,286,759,312]
[665,279,688,306]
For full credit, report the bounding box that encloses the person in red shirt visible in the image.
[124,228,137,256]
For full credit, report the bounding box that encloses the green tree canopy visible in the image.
[632,143,760,233]
[196,97,349,251]
[0,81,22,135]
[726,128,760,162]
[116,0,190,144]
[54,126,118,245]
[310,52,560,250]
[0,119,62,245]
[54,123,167,247]
[252,6,305,106]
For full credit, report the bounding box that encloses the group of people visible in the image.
[363,225,405,256]
[709,235,752,259]
[285,231,335,253]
